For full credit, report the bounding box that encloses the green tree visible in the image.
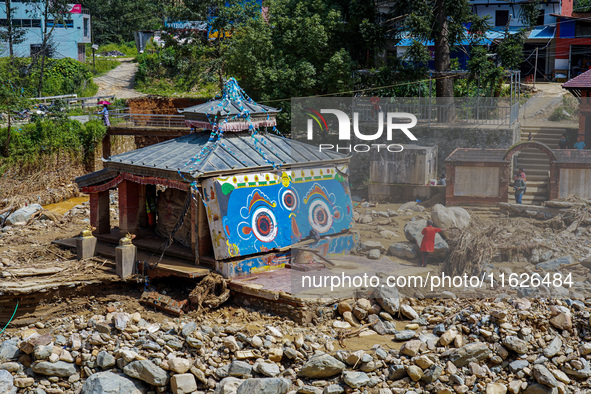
[82,0,171,44]
[391,0,488,98]
[226,0,353,100]
[0,0,26,58]
[0,76,29,156]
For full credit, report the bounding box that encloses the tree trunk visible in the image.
[6,0,13,57]
[4,115,11,157]
[38,3,49,96]
[433,0,455,122]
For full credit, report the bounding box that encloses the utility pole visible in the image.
[533,47,539,89]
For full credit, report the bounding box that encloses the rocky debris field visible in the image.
[1,290,591,394]
[3,192,591,393]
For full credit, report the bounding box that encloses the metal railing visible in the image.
[91,108,188,128]
[354,98,519,126]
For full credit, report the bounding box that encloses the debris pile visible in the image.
[1,294,591,393]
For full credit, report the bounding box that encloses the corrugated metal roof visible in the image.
[178,100,279,117]
[445,148,507,163]
[104,132,347,178]
[554,149,591,164]
[75,168,118,188]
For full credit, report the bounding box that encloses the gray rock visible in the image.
[360,241,385,253]
[181,322,197,337]
[256,361,280,377]
[449,342,492,367]
[323,384,344,394]
[215,377,244,394]
[81,371,146,394]
[399,201,418,211]
[388,364,407,380]
[503,336,529,354]
[523,383,558,394]
[6,204,43,225]
[403,220,448,258]
[298,353,346,378]
[508,360,529,373]
[123,360,168,386]
[394,330,417,341]
[431,204,470,233]
[374,286,400,314]
[0,362,21,373]
[228,360,253,378]
[342,371,370,389]
[112,313,130,331]
[533,364,559,387]
[32,361,77,377]
[96,351,116,369]
[236,378,290,394]
[0,340,19,361]
[368,249,381,260]
[400,304,419,320]
[388,242,419,259]
[0,370,16,394]
[537,255,573,271]
[421,364,442,383]
[170,373,197,394]
[543,337,562,358]
[367,315,396,335]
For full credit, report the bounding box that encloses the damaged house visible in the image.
[75,81,358,279]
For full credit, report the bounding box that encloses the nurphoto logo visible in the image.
[302,104,418,153]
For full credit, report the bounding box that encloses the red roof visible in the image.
[562,69,591,89]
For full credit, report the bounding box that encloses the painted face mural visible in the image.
[202,166,354,260]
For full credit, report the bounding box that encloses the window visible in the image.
[30,44,42,56]
[536,10,545,26]
[83,18,89,37]
[45,19,74,28]
[495,10,509,27]
[0,19,42,27]
[576,21,591,38]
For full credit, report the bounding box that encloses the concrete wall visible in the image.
[370,146,437,185]
[454,166,501,197]
[559,168,591,199]
[349,123,518,190]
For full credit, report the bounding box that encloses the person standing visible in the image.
[419,220,442,267]
[98,104,110,127]
[514,173,526,204]
[558,134,568,149]
[574,136,586,150]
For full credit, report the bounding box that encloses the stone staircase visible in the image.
[513,127,571,205]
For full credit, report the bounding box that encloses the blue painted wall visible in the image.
[0,2,91,59]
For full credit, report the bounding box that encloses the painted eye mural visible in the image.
[308,199,333,233]
[204,166,354,260]
[251,207,278,243]
[281,189,298,211]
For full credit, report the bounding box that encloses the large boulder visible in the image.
[403,220,449,258]
[5,204,43,225]
[0,370,16,394]
[31,361,77,377]
[81,371,146,394]
[123,360,168,386]
[374,286,400,315]
[388,242,419,260]
[431,204,471,234]
[298,354,345,378]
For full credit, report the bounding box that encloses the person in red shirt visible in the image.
[419,220,442,267]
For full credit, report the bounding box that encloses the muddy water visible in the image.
[43,196,89,215]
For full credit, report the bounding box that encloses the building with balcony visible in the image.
[552,0,591,79]
[0,2,91,61]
